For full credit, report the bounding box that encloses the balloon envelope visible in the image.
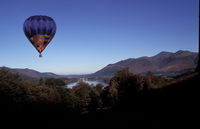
[23,15,56,57]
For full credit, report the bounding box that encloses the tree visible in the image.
[0,68,21,84]
[45,78,66,87]
[56,87,78,110]
[106,67,143,106]
[95,83,103,94]
[38,78,44,85]
[72,81,92,113]
[143,72,154,90]
[88,88,103,111]
[143,72,166,89]
[0,68,25,104]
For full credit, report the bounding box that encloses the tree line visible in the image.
[0,67,167,114]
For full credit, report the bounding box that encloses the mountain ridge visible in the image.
[1,50,198,78]
[92,50,198,77]
[0,67,59,78]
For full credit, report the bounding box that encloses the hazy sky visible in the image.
[0,0,199,74]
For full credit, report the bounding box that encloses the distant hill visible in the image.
[0,67,59,79]
[91,50,198,77]
[1,50,198,78]
[0,67,89,79]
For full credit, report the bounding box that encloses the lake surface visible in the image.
[66,80,108,88]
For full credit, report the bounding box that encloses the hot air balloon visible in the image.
[23,15,56,57]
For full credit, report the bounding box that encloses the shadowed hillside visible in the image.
[93,50,198,77]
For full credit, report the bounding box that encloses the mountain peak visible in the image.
[174,50,196,57]
[155,51,172,57]
[176,50,189,53]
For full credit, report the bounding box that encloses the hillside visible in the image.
[92,50,198,77]
[0,67,59,78]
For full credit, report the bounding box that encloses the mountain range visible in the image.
[0,50,198,78]
[91,50,198,77]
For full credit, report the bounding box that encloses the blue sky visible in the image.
[0,0,199,74]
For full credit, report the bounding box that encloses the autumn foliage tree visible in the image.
[105,67,143,106]
[72,81,103,113]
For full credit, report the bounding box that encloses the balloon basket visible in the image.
[39,54,42,58]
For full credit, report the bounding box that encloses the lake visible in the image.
[66,80,108,88]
